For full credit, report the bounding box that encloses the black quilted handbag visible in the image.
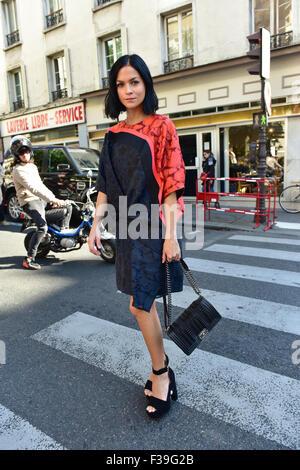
[163,259,222,355]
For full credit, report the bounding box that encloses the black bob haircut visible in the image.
[104,54,159,120]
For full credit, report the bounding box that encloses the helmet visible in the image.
[10,135,32,158]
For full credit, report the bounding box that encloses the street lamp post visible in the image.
[257,78,267,222]
[247,27,271,224]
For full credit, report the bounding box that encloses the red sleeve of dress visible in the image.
[154,117,185,220]
[158,118,185,201]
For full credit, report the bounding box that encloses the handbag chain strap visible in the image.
[163,259,202,332]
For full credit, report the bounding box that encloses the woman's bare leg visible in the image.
[130,297,170,413]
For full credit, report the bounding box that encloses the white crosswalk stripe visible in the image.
[31,312,300,450]
[275,222,300,231]
[184,257,300,287]
[229,235,300,247]
[156,285,300,335]
[0,404,64,450]
[1,232,300,450]
[204,244,300,262]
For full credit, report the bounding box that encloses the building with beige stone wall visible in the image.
[0,0,299,196]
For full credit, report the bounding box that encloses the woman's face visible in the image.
[18,148,31,163]
[116,65,146,111]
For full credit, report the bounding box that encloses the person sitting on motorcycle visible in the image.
[11,135,72,270]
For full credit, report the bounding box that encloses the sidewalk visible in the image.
[186,198,300,236]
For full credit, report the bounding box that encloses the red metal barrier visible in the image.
[196,176,277,231]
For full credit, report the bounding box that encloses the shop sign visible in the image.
[1,102,85,137]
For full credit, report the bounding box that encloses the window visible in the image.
[222,120,285,192]
[67,148,99,170]
[104,35,122,75]
[2,0,19,47]
[44,0,64,29]
[164,9,194,73]
[32,150,47,172]
[13,71,21,100]
[54,56,67,90]
[30,125,76,143]
[48,54,68,101]
[13,70,23,107]
[48,0,62,12]
[8,69,24,111]
[166,10,193,62]
[277,0,292,34]
[101,34,122,87]
[47,149,69,172]
[253,0,292,48]
[254,0,271,31]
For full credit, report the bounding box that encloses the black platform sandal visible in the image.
[146,364,178,419]
[144,354,169,397]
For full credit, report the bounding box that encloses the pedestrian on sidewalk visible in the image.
[88,54,185,419]
[202,150,216,191]
[11,135,71,270]
[0,160,8,226]
[202,150,220,208]
[266,153,283,177]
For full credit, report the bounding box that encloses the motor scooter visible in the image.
[21,186,116,263]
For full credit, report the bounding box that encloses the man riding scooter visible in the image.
[11,135,72,270]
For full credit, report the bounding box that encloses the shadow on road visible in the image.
[0,255,64,269]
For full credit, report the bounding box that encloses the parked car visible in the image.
[2,145,99,223]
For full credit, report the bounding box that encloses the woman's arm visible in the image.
[162,191,181,263]
[88,191,108,256]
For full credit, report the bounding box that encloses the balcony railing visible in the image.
[95,0,114,6]
[102,77,109,89]
[250,30,293,52]
[6,30,20,47]
[164,55,194,74]
[13,99,24,111]
[52,88,68,101]
[46,9,64,28]
[271,31,293,49]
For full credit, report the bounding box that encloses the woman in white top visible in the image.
[11,135,69,270]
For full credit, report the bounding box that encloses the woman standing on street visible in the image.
[88,54,185,419]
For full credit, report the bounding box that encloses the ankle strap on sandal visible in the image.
[152,365,168,375]
[164,354,169,367]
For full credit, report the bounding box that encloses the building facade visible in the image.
[0,0,300,197]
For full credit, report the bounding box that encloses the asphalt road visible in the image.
[0,222,299,451]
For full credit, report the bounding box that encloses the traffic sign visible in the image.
[261,114,267,125]
[253,112,268,128]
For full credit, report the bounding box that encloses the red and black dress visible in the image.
[96,114,186,312]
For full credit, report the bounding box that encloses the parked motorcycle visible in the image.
[21,187,116,263]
